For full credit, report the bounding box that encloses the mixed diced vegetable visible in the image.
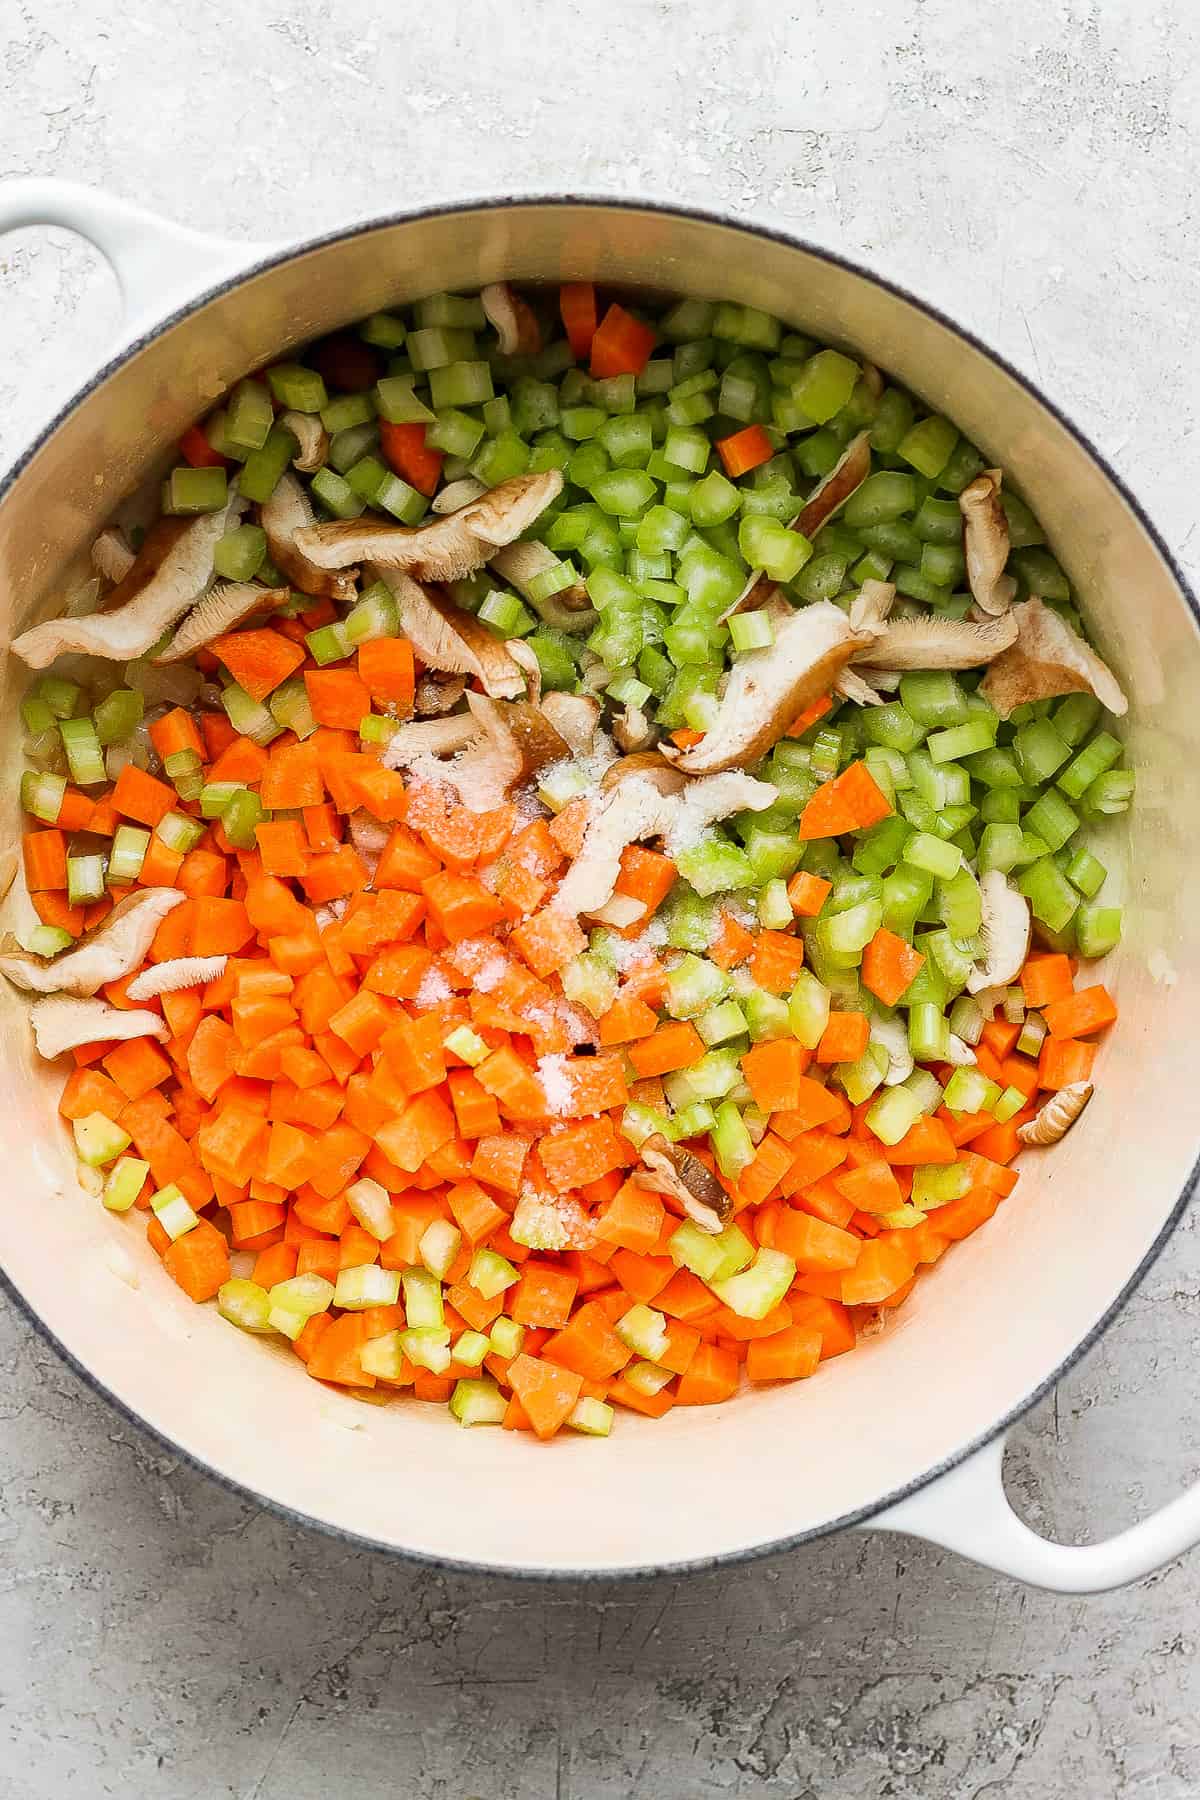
[4,278,1131,1440]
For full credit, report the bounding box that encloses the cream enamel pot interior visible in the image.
[0,180,1197,1590]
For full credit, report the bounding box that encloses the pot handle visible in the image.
[862,1428,1200,1592]
[0,177,270,344]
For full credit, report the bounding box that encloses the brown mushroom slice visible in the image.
[488,539,594,632]
[431,478,487,516]
[966,871,1032,995]
[12,497,244,669]
[379,568,524,699]
[291,471,563,582]
[660,772,777,858]
[979,597,1128,719]
[261,471,357,603]
[277,410,329,474]
[30,995,168,1061]
[505,639,543,706]
[1017,1081,1094,1147]
[481,282,543,356]
[91,526,135,585]
[0,888,187,997]
[834,667,886,707]
[632,1134,733,1233]
[552,764,686,918]
[451,692,571,808]
[663,602,872,775]
[848,578,896,636]
[414,670,468,716]
[854,610,1019,672]
[126,956,228,1002]
[540,692,603,759]
[870,1013,914,1086]
[381,713,480,769]
[794,430,872,539]
[959,470,1017,617]
[611,705,657,754]
[155,580,279,662]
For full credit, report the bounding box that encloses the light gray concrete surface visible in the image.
[2,1,1200,1793]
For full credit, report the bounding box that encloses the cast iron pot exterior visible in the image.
[0,190,1196,1583]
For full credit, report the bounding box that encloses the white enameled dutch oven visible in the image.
[1,180,1197,1590]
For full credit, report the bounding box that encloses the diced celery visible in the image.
[239,423,301,504]
[18,924,73,959]
[710,1099,755,1179]
[94,686,145,747]
[788,970,832,1049]
[993,1086,1027,1125]
[108,824,149,885]
[450,1378,508,1426]
[402,1267,444,1327]
[897,415,958,478]
[58,717,106,786]
[903,832,962,880]
[568,1396,615,1436]
[218,1278,274,1333]
[21,768,66,823]
[266,363,328,412]
[1017,857,1080,933]
[489,1317,525,1360]
[911,1162,971,1208]
[908,1003,949,1063]
[165,465,227,514]
[1075,904,1123,959]
[670,1219,754,1285]
[101,1155,150,1214]
[468,1247,518,1300]
[67,853,106,907]
[899,671,970,728]
[226,378,275,451]
[615,1303,670,1361]
[151,1182,200,1242]
[374,375,435,425]
[866,1084,925,1146]
[73,1112,132,1168]
[401,1327,452,1374]
[444,1024,489,1067]
[676,837,755,897]
[311,466,366,520]
[713,1248,795,1319]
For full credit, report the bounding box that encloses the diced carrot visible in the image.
[741,1039,809,1114]
[882,1115,958,1165]
[627,1020,704,1079]
[786,870,832,918]
[111,764,176,828]
[749,930,806,995]
[358,635,416,709]
[509,908,587,978]
[378,420,442,496]
[1020,953,1074,1009]
[593,1180,665,1255]
[840,1235,917,1305]
[542,1301,630,1382]
[1043,985,1118,1039]
[23,829,67,892]
[815,1011,870,1064]
[861,929,925,1007]
[209,627,304,701]
[421,871,506,943]
[507,1354,583,1439]
[715,423,774,478]
[162,1218,230,1303]
[102,1035,172,1101]
[589,302,656,379]
[746,1324,823,1382]
[798,760,891,838]
[1038,1036,1097,1092]
[304,668,371,731]
[32,889,83,935]
[539,1117,626,1191]
[772,1207,861,1273]
[255,819,310,878]
[675,1343,739,1406]
[560,282,598,359]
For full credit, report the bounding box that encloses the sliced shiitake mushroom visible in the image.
[481,283,543,356]
[795,430,873,539]
[663,601,872,774]
[539,691,603,758]
[261,471,357,604]
[966,871,1032,995]
[854,610,1018,671]
[488,539,595,632]
[12,498,244,668]
[632,1133,733,1233]
[291,471,563,582]
[0,889,187,997]
[90,526,135,585]
[277,410,329,474]
[960,470,1017,617]
[126,956,228,1001]
[379,568,524,699]
[980,598,1128,719]
[155,580,278,661]
[30,995,168,1060]
[414,670,468,717]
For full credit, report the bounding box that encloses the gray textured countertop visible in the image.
[3,2,1200,1793]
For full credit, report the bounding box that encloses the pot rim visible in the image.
[2,191,1196,1581]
